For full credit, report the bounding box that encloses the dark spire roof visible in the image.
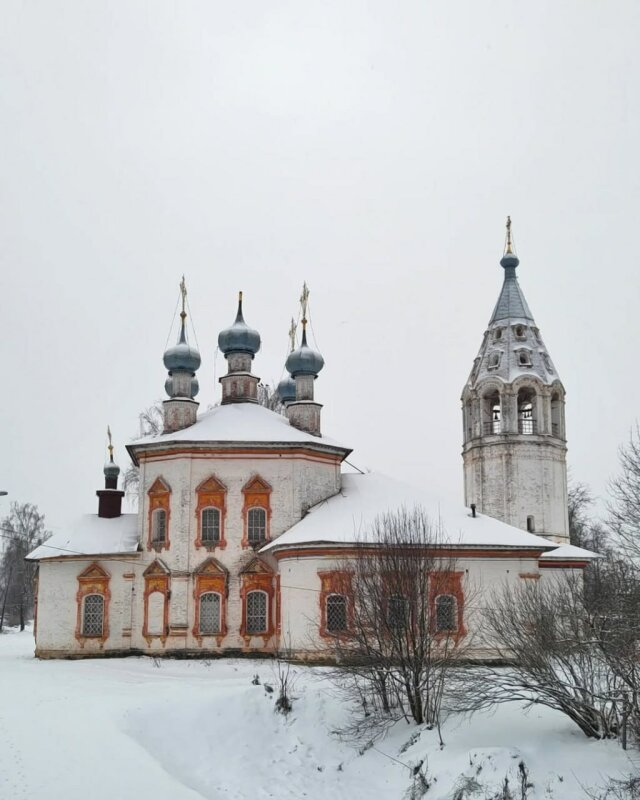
[489,217,534,324]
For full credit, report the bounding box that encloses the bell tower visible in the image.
[461,219,569,543]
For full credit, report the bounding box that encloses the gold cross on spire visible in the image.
[179,275,187,320]
[505,216,514,255]
[107,426,114,462]
[288,317,297,352]
[300,282,310,323]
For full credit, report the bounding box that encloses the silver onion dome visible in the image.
[277,373,296,404]
[163,322,201,373]
[218,292,261,356]
[285,325,324,377]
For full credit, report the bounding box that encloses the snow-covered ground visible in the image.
[0,628,635,799]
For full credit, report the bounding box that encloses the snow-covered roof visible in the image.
[27,514,139,561]
[128,403,351,457]
[539,544,600,560]
[261,472,559,552]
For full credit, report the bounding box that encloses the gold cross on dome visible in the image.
[288,317,297,352]
[107,426,114,461]
[180,275,187,318]
[300,282,310,321]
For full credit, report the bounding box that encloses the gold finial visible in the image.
[299,282,310,324]
[107,426,114,463]
[505,216,514,255]
[179,275,187,321]
[288,317,297,352]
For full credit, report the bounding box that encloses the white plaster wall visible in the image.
[35,558,138,656]
[278,553,544,658]
[463,439,569,543]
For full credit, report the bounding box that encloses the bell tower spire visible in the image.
[461,219,569,543]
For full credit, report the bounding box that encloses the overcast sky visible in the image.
[1,1,639,533]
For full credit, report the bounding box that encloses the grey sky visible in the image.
[1,1,638,532]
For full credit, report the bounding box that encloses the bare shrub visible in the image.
[329,507,474,741]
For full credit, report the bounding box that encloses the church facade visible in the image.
[28,225,592,660]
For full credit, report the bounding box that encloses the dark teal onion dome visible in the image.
[104,458,120,480]
[163,320,201,373]
[218,292,261,356]
[285,324,324,377]
[500,251,520,269]
[277,373,296,403]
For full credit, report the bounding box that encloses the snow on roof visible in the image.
[129,403,350,454]
[539,544,600,560]
[27,514,139,561]
[261,472,559,552]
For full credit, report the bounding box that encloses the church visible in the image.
[28,222,595,660]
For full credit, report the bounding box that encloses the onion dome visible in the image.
[277,374,296,403]
[218,292,261,356]
[104,458,120,480]
[286,322,324,377]
[163,319,201,373]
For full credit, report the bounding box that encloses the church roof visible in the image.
[26,514,139,561]
[261,472,561,552]
[128,402,351,460]
[489,263,534,323]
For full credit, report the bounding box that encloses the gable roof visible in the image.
[26,514,139,561]
[261,472,560,552]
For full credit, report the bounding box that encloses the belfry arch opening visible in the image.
[482,390,502,435]
[517,388,536,434]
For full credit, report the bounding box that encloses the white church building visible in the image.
[28,224,594,660]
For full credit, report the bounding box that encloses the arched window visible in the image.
[435,595,457,632]
[246,590,268,634]
[514,325,527,340]
[247,508,267,546]
[483,390,501,434]
[147,591,165,637]
[493,327,503,341]
[199,592,221,635]
[488,351,501,369]
[526,515,535,533]
[82,594,104,637]
[517,388,536,434]
[201,508,220,544]
[517,350,532,367]
[388,594,408,629]
[326,594,347,633]
[151,509,166,544]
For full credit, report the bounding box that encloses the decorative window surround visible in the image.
[318,570,353,638]
[147,477,171,552]
[75,563,110,647]
[192,557,228,645]
[241,476,272,548]
[429,571,465,639]
[195,475,227,550]
[143,560,170,644]
[239,558,276,644]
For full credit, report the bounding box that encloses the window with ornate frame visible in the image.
[240,558,276,643]
[241,476,272,548]
[195,476,227,549]
[75,563,110,646]
[318,571,352,638]
[193,557,228,644]
[147,477,171,551]
[143,560,170,643]
[429,572,465,638]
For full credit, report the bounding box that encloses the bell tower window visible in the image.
[517,388,536,434]
[483,390,502,434]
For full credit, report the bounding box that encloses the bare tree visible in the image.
[608,424,640,559]
[123,403,164,502]
[1,502,50,631]
[329,507,472,741]
[568,481,609,552]
[456,573,626,740]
